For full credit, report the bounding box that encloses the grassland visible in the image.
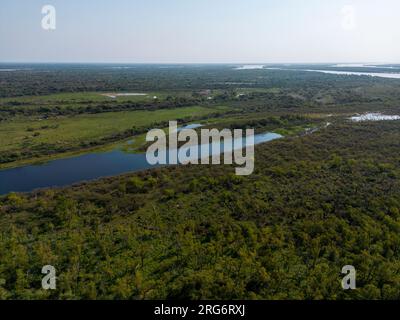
[0,83,338,169]
[0,105,229,169]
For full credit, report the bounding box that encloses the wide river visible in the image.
[0,131,282,195]
[264,68,400,79]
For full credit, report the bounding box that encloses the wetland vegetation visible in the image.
[1,64,400,299]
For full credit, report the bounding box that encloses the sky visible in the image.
[0,0,399,63]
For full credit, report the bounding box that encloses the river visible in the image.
[0,131,282,195]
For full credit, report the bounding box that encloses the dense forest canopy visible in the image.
[1,64,400,98]
[1,121,400,299]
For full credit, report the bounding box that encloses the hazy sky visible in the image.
[1,0,399,63]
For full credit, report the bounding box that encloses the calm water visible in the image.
[350,113,400,122]
[0,132,282,195]
[235,65,265,70]
[265,67,400,79]
[176,123,203,132]
[306,69,400,79]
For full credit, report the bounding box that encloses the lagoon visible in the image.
[0,132,282,195]
[265,67,400,79]
[306,69,400,79]
[350,113,400,122]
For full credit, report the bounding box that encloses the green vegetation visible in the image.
[1,64,400,300]
[0,105,229,168]
[1,122,400,299]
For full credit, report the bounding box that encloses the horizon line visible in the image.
[1,61,399,65]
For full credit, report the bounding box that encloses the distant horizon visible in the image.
[1,61,399,65]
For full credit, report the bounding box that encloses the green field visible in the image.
[0,105,229,168]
